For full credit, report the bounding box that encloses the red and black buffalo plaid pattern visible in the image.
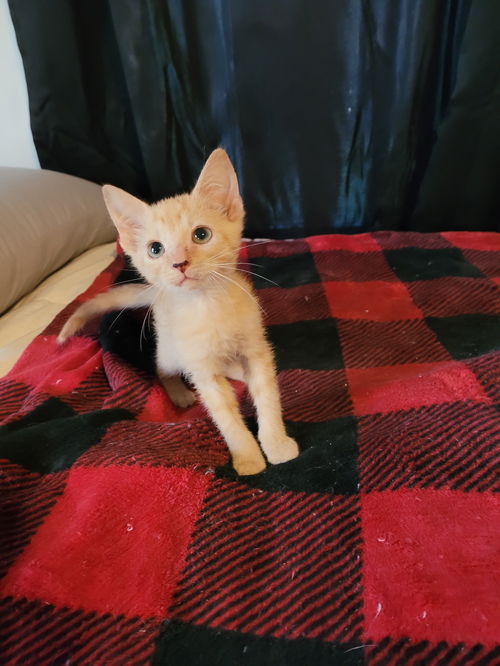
[0,232,499,665]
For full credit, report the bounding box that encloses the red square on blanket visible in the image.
[441,231,500,251]
[324,280,423,321]
[338,320,450,368]
[8,336,102,395]
[307,233,381,253]
[361,490,500,644]
[347,362,488,415]
[1,466,209,619]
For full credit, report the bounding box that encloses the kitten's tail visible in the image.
[57,284,154,344]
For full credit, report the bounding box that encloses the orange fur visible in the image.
[58,149,299,475]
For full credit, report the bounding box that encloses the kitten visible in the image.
[58,149,299,475]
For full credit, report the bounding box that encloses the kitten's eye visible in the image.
[192,226,212,244]
[147,241,165,258]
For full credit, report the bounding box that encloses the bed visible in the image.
[0,169,499,665]
[0,167,117,376]
[0,242,115,377]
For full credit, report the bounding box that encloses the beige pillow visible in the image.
[0,167,116,314]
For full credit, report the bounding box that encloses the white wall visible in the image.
[0,0,39,168]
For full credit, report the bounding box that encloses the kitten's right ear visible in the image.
[102,185,149,254]
[192,149,243,222]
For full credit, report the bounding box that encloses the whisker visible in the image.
[243,238,273,243]
[106,284,155,333]
[211,261,266,269]
[207,246,237,263]
[242,239,276,249]
[139,303,153,351]
[139,287,164,351]
[113,277,147,286]
[209,239,276,266]
[106,305,131,333]
[236,269,280,287]
[139,303,152,351]
[210,270,265,313]
[209,239,276,263]
[209,238,275,266]
[209,264,280,287]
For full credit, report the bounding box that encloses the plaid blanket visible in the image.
[0,232,499,665]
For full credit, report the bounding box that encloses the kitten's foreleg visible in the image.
[57,284,153,343]
[191,372,266,475]
[245,343,299,465]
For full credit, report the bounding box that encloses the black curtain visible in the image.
[8,0,500,237]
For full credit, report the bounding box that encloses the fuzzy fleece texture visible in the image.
[0,232,499,665]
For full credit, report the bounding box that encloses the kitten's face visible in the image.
[102,149,244,291]
[129,193,242,290]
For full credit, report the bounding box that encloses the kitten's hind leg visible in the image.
[191,371,266,475]
[159,374,196,408]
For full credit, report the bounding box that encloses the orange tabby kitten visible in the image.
[58,149,299,475]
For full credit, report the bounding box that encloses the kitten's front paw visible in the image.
[263,436,300,465]
[57,317,84,344]
[233,453,266,476]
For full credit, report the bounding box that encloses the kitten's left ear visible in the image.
[192,148,244,222]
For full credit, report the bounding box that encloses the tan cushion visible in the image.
[0,168,116,314]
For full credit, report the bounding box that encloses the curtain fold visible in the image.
[8,0,499,236]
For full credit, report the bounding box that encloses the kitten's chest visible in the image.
[152,294,242,371]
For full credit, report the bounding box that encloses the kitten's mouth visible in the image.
[178,275,199,286]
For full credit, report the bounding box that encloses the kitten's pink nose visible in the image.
[173,260,189,273]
